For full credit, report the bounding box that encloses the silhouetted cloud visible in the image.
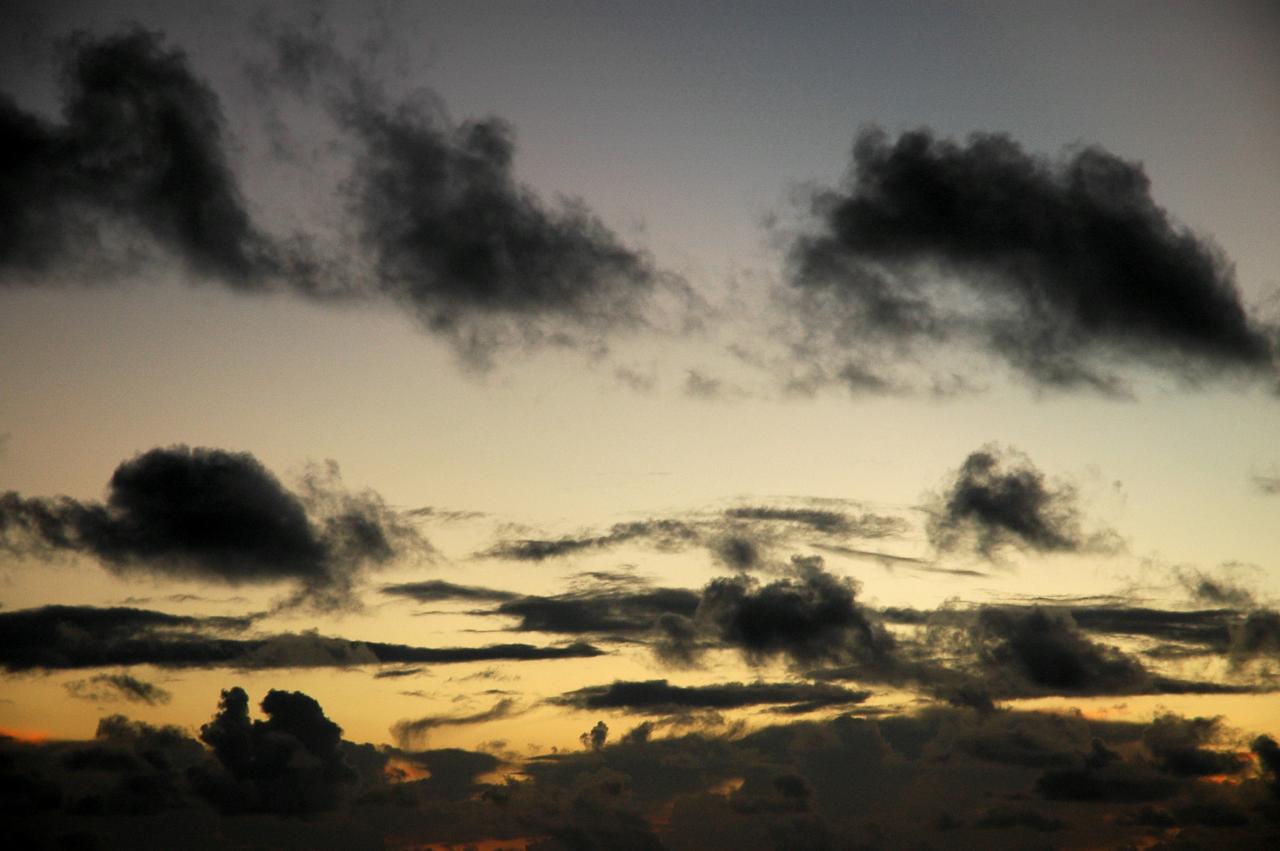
[64,673,172,706]
[380,579,518,604]
[0,604,603,671]
[495,587,700,635]
[0,28,279,284]
[927,445,1119,558]
[390,698,518,749]
[725,506,905,537]
[0,446,429,609]
[579,720,609,751]
[193,686,356,813]
[479,518,700,562]
[785,127,1277,394]
[963,607,1235,697]
[555,679,871,715]
[678,555,898,670]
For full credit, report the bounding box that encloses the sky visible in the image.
[2,1,1280,848]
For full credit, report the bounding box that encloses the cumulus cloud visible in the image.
[784,127,1277,394]
[193,686,356,813]
[666,555,898,671]
[0,446,429,609]
[0,28,280,284]
[926,445,1119,558]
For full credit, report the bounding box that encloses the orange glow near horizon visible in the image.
[0,726,51,744]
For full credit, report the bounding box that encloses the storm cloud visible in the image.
[0,446,428,608]
[926,445,1118,558]
[0,28,278,283]
[786,127,1277,393]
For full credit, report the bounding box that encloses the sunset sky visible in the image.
[3,2,1280,848]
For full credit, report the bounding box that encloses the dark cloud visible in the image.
[927,445,1119,558]
[0,604,604,672]
[65,673,172,706]
[1142,714,1249,778]
[0,446,429,609]
[390,698,518,750]
[786,127,1277,393]
[495,587,700,635]
[1231,609,1280,663]
[554,680,871,715]
[580,720,609,752]
[480,518,700,562]
[1178,569,1257,609]
[688,555,898,669]
[6,696,1280,849]
[964,607,1237,697]
[193,686,355,813]
[380,579,518,604]
[724,506,906,538]
[0,28,279,284]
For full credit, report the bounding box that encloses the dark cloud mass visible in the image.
[193,686,356,813]
[5,689,1280,848]
[340,98,664,363]
[0,28,276,283]
[689,556,897,669]
[0,604,603,671]
[0,446,427,608]
[555,679,872,715]
[787,127,1277,393]
[927,445,1117,558]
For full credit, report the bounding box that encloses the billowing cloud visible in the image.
[0,446,429,609]
[0,28,278,284]
[554,679,872,715]
[193,686,356,813]
[64,673,172,706]
[0,604,604,672]
[670,555,898,670]
[785,127,1277,394]
[926,445,1119,558]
